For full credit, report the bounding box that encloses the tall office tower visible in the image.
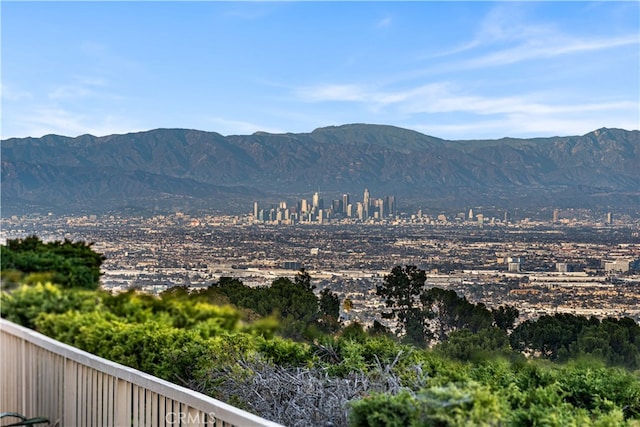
[607,212,613,225]
[332,199,341,213]
[386,195,396,216]
[317,209,325,224]
[279,201,287,210]
[553,209,559,222]
[468,208,474,222]
[301,199,309,213]
[253,201,259,219]
[312,191,320,208]
[346,203,353,217]
[504,211,508,223]
[376,199,385,218]
[342,194,349,214]
[356,202,364,221]
[363,189,370,218]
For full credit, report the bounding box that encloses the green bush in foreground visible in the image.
[349,382,505,427]
[1,236,104,290]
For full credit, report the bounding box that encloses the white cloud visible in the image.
[292,78,638,139]
[295,84,370,103]
[47,76,122,101]
[3,107,142,139]
[398,88,637,117]
[0,83,33,101]
[296,79,637,117]
[411,104,640,140]
[48,85,93,100]
[411,116,621,140]
[426,3,638,72]
[461,34,638,69]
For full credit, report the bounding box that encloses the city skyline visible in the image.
[252,188,397,223]
[250,188,619,226]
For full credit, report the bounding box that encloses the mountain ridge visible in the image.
[2,124,638,215]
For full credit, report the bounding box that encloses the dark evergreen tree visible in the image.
[491,305,520,331]
[319,288,340,319]
[376,265,432,346]
[422,287,493,341]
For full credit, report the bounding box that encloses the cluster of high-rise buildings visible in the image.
[253,189,396,224]
[252,191,622,227]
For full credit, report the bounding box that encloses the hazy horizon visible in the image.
[2,123,639,143]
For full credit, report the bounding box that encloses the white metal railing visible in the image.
[0,318,283,427]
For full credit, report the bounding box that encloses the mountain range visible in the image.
[1,124,639,216]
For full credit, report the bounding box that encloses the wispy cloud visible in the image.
[460,34,638,69]
[0,83,33,102]
[289,2,639,139]
[413,111,638,140]
[296,84,371,103]
[296,81,636,117]
[4,107,142,139]
[429,3,638,71]
[47,76,121,101]
[292,78,638,139]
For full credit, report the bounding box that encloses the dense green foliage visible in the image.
[511,313,640,369]
[376,265,518,347]
[2,243,640,426]
[203,272,324,340]
[1,236,104,290]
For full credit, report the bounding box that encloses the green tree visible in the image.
[376,265,432,346]
[377,266,496,346]
[422,287,494,342]
[491,305,520,332]
[510,314,591,360]
[508,313,640,368]
[268,277,320,339]
[319,287,341,333]
[294,268,314,291]
[319,288,340,319]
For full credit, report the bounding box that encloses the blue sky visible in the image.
[2,1,639,140]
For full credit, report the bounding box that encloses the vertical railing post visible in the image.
[116,378,131,427]
[63,358,77,427]
[20,338,26,415]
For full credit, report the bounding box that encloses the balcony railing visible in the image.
[0,318,283,426]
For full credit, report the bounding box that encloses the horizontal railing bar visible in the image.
[0,318,282,427]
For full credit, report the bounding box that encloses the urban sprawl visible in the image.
[2,188,639,326]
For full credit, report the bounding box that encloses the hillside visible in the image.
[2,125,638,215]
